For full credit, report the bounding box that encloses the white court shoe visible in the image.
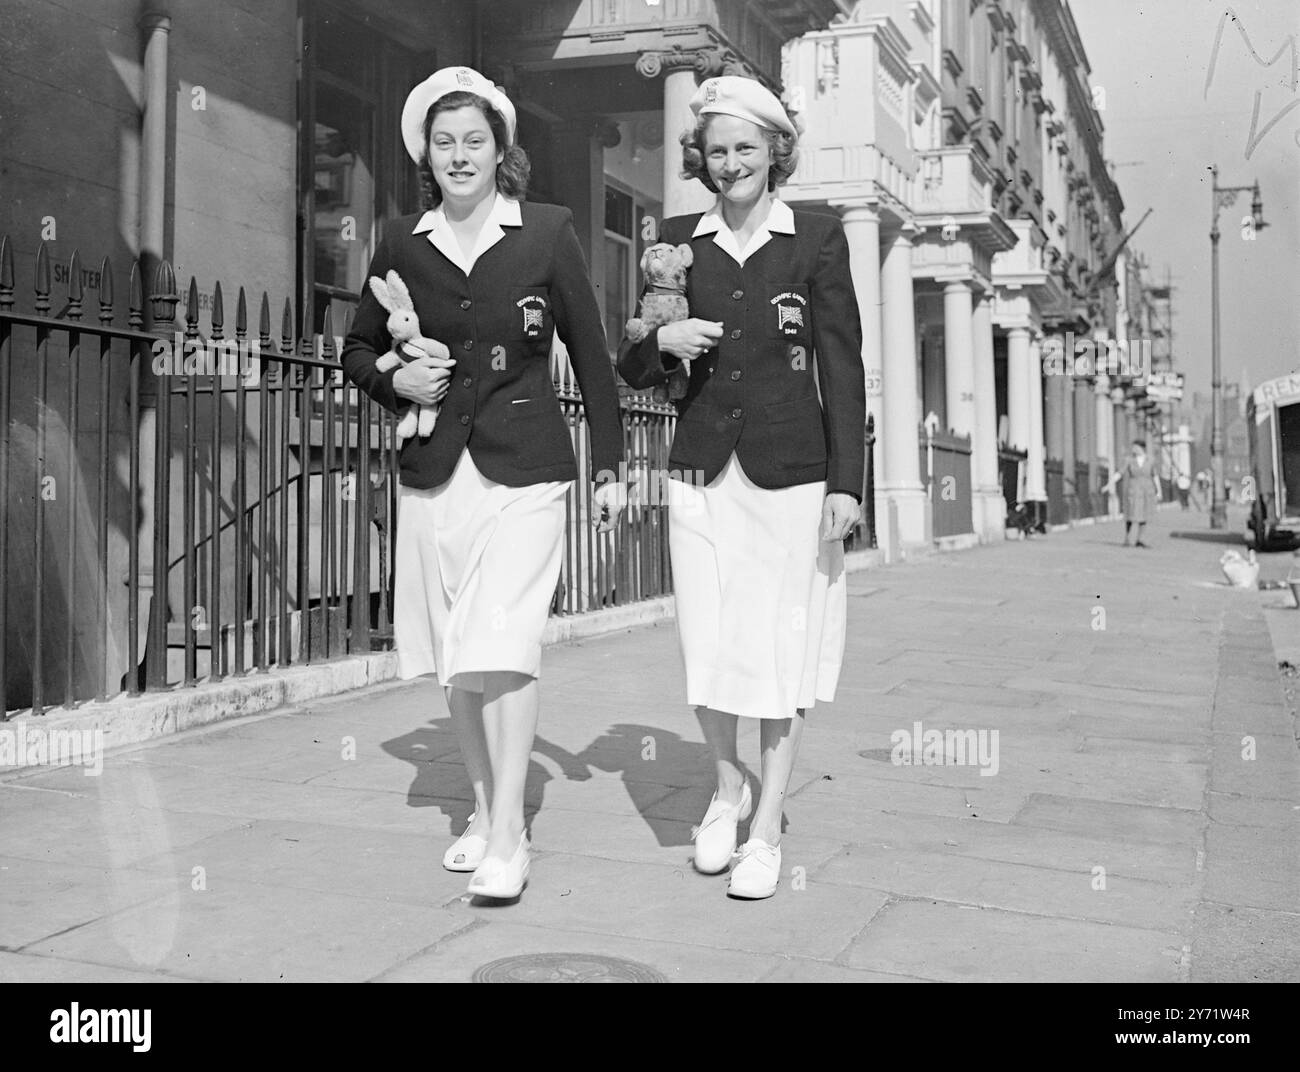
[727,838,781,899]
[442,812,488,872]
[692,782,753,874]
[467,833,530,899]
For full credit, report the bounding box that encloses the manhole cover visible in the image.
[473,954,666,983]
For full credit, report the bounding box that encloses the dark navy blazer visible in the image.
[342,202,623,489]
[616,208,866,500]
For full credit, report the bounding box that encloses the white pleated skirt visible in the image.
[393,449,570,691]
[668,454,847,719]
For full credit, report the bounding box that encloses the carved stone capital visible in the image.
[636,46,754,81]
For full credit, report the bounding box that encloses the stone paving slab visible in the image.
[1,504,1295,981]
[816,844,1197,931]
[841,899,1186,983]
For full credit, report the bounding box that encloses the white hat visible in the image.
[688,75,796,136]
[400,66,517,164]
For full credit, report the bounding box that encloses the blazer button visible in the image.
[731,289,744,300]
[731,407,742,420]
[729,328,742,340]
[459,414,470,425]
[459,299,472,310]
[463,339,474,350]
[730,370,742,381]
[463,376,473,388]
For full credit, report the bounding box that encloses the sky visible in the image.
[1068,0,1299,399]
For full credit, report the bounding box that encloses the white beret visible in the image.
[400,66,518,164]
[688,76,796,137]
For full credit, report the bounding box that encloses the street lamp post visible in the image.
[1209,164,1267,529]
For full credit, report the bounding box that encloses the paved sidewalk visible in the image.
[2,506,1297,982]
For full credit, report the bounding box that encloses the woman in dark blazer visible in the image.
[619,75,865,900]
[343,67,625,900]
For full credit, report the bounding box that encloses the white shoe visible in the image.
[442,812,488,873]
[692,782,753,874]
[467,833,530,899]
[727,838,781,899]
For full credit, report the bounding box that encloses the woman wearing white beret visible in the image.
[343,67,626,900]
[618,75,865,899]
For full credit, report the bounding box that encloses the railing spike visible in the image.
[35,241,51,315]
[128,260,143,329]
[151,259,177,325]
[258,291,271,343]
[235,286,247,337]
[211,280,224,338]
[185,276,200,330]
[98,255,114,324]
[320,306,334,360]
[67,249,84,320]
[280,296,293,353]
[0,235,13,311]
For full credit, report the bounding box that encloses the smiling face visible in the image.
[702,114,772,209]
[426,104,503,206]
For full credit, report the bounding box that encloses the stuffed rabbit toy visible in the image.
[368,269,454,444]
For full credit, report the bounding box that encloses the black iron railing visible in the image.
[0,237,685,718]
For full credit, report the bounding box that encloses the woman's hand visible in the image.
[821,492,860,542]
[392,353,454,406]
[593,480,627,534]
[656,318,725,361]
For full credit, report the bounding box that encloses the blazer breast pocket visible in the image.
[764,283,811,342]
[509,286,553,353]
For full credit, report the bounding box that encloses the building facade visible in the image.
[1,0,1156,711]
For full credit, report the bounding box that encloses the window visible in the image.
[603,182,662,359]
[300,3,420,335]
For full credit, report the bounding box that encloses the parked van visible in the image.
[1246,373,1300,549]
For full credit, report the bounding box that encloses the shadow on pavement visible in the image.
[381,718,773,849]
[1169,530,1248,546]
[381,719,588,830]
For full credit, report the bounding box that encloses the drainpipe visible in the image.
[136,4,171,676]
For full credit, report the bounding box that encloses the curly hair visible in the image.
[679,108,801,194]
[417,90,530,209]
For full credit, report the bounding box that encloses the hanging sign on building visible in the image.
[1145,371,1184,401]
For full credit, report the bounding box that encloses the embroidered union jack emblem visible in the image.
[456,69,474,88]
[778,304,804,333]
[523,307,544,334]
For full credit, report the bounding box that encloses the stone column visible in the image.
[1026,334,1047,504]
[943,282,975,435]
[1094,373,1112,511]
[836,203,883,510]
[638,51,716,218]
[971,290,1003,539]
[879,226,927,551]
[1061,364,1076,517]
[1006,326,1031,451]
[1073,378,1095,516]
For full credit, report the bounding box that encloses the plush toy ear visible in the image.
[368,275,393,312]
[676,244,693,268]
[639,247,655,274]
[385,270,414,311]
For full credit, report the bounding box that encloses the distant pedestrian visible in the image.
[1176,472,1191,510]
[1107,439,1161,547]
